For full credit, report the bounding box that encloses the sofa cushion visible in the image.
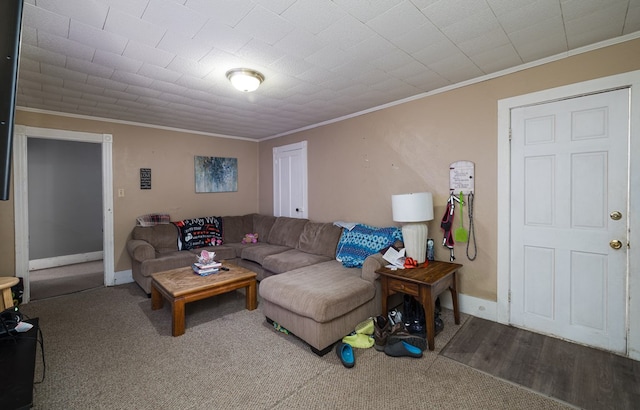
[259,261,375,323]
[241,244,291,265]
[139,251,197,277]
[223,242,251,258]
[262,249,332,274]
[253,214,277,242]
[297,222,342,258]
[187,245,236,261]
[222,214,254,243]
[132,224,179,253]
[267,217,309,248]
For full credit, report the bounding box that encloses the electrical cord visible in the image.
[0,308,19,343]
[0,326,17,343]
[466,192,477,261]
[35,326,46,384]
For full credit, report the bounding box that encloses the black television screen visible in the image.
[0,0,24,201]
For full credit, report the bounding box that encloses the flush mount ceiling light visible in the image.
[226,68,264,92]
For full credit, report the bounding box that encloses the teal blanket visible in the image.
[336,224,402,268]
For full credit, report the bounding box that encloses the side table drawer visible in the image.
[387,278,419,296]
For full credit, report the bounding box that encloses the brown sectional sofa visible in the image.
[126,214,388,355]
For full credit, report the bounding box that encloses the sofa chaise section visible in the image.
[259,254,387,355]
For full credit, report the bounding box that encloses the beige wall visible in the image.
[0,112,258,275]
[0,187,14,276]
[259,38,640,301]
[2,39,638,301]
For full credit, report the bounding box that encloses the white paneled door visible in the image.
[510,88,629,353]
[273,141,308,219]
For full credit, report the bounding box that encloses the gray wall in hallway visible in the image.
[28,138,102,259]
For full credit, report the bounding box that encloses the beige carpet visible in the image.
[29,261,104,301]
[19,283,573,409]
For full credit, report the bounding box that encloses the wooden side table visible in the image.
[0,277,19,310]
[376,260,462,351]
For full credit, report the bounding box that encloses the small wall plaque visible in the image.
[140,168,151,189]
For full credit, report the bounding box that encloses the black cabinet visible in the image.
[0,318,39,409]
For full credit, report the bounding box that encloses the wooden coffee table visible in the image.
[151,264,257,336]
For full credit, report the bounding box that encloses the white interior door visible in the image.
[510,88,629,353]
[273,141,307,218]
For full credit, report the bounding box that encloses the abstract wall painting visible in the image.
[194,156,238,193]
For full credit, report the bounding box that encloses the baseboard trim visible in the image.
[438,292,497,322]
[113,270,133,286]
[29,252,104,271]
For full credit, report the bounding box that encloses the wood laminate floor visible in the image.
[441,317,640,410]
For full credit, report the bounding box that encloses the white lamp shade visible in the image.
[392,192,434,222]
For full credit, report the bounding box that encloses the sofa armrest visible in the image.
[127,239,156,262]
[361,253,386,283]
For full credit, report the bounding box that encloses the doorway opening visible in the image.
[27,137,104,300]
[13,126,114,303]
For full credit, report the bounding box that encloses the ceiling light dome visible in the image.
[226,68,264,92]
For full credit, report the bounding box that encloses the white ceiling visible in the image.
[16,0,640,140]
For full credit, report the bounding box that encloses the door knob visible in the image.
[610,211,622,220]
[610,240,623,250]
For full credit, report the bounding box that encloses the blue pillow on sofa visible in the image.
[336,223,402,268]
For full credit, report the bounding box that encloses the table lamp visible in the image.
[392,192,434,264]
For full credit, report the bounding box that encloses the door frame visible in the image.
[13,125,114,303]
[497,70,640,360]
